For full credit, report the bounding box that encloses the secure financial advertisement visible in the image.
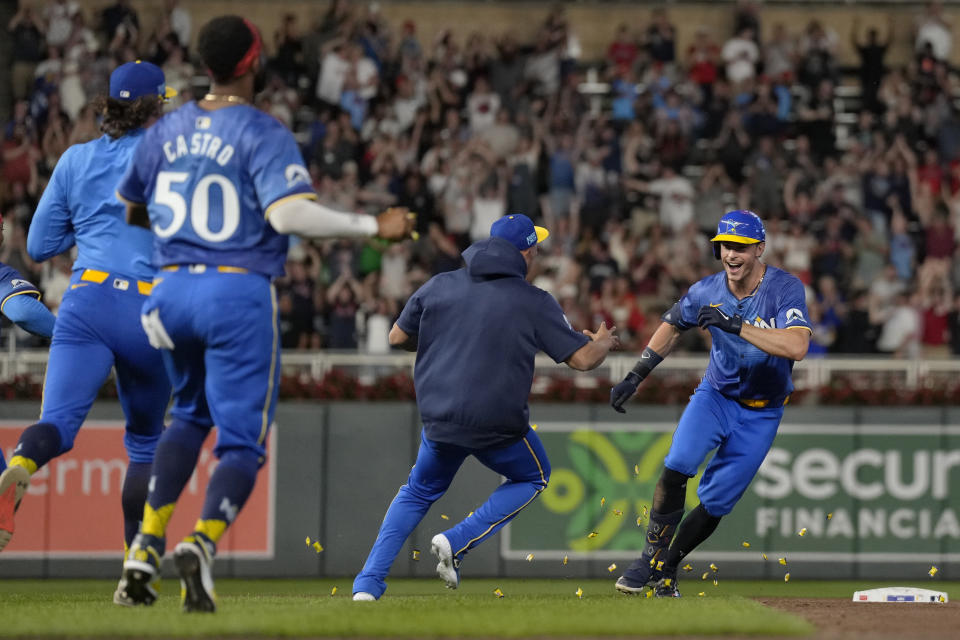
[0,421,275,558]
[504,421,960,566]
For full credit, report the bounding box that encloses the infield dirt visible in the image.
[759,597,960,639]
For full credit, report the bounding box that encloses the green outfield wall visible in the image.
[0,402,956,582]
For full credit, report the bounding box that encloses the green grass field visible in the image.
[0,578,955,637]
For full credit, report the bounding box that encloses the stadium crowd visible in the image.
[4,0,960,358]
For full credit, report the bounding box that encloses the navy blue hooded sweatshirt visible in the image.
[396,236,590,448]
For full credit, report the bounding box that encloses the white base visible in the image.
[853,587,948,603]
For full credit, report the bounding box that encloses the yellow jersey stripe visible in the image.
[264,192,317,218]
[0,289,41,315]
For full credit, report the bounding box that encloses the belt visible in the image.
[161,265,249,274]
[738,395,790,409]
[78,269,153,295]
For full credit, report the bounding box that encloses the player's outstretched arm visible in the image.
[3,293,56,338]
[267,199,415,241]
[610,321,681,413]
[566,321,620,371]
[388,323,418,352]
[739,324,811,361]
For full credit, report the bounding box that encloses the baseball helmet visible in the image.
[709,209,765,259]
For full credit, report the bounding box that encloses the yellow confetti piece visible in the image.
[634,464,640,476]
[713,578,718,586]
[636,516,643,527]
[412,550,420,561]
[939,595,946,603]
[682,564,693,572]
[778,557,787,566]
[929,566,939,577]
[656,560,664,571]
[827,512,833,520]
[741,541,751,548]
[467,511,474,517]
[607,563,617,572]
[305,536,311,546]
[798,528,807,537]
[762,553,768,561]
[410,231,420,241]
[441,514,450,520]
[531,424,538,431]
[575,587,583,599]
[709,563,718,572]
[331,586,337,596]
[587,531,598,539]
[562,555,568,565]
[642,505,649,518]
[493,588,504,598]
[645,590,653,599]
[698,592,705,597]
[526,553,535,562]
[784,573,791,582]
[313,542,324,553]
[600,497,606,508]
[701,572,709,580]
[613,509,623,516]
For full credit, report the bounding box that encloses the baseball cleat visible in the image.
[0,466,31,552]
[615,575,652,595]
[173,535,217,613]
[431,533,460,589]
[118,534,164,606]
[654,577,681,598]
[352,592,376,601]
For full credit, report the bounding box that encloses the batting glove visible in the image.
[610,372,642,413]
[697,305,743,335]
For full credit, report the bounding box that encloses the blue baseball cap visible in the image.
[710,209,765,258]
[109,61,177,101]
[490,214,549,251]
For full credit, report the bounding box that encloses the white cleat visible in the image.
[0,466,30,552]
[352,592,376,601]
[430,533,460,589]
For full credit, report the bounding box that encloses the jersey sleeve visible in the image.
[775,276,813,333]
[396,277,434,335]
[661,281,701,330]
[247,116,317,218]
[0,266,41,315]
[27,147,76,262]
[116,129,153,205]
[534,290,590,364]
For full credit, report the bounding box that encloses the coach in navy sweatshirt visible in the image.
[353,214,619,601]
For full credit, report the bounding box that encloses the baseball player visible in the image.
[609,210,811,597]
[352,214,620,601]
[0,63,174,588]
[115,16,412,613]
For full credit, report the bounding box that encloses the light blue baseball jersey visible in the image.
[117,102,315,278]
[665,265,812,404]
[28,132,155,281]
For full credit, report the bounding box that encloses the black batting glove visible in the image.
[697,305,743,335]
[610,371,643,413]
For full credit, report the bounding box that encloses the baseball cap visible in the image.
[109,61,177,101]
[710,209,765,245]
[490,214,549,251]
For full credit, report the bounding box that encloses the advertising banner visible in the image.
[0,421,275,558]
[504,422,960,566]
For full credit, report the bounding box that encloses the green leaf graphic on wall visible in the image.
[511,430,703,551]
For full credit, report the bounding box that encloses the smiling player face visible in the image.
[719,241,764,285]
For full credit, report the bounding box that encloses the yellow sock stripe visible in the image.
[193,519,228,543]
[130,543,162,568]
[9,456,38,475]
[257,284,279,446]
[142,503,176,538]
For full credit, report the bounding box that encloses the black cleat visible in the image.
[173,536,217,613]
[654,577,681,598]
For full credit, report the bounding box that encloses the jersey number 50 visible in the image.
[153,171,240,242]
